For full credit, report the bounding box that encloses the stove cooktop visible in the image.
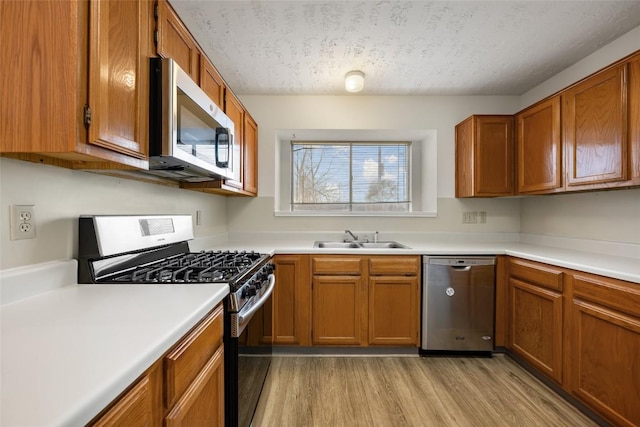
[99,251,268,285]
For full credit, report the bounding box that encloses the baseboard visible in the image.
[273,346,419,356]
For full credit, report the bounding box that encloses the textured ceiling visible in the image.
[169,1,640,96]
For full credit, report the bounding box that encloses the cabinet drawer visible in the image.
[92,375,153,427]
[572,273,640,318]
[312,256,363,275]
[164,304,223,408]
[369,256,420,276]
[509,258,563,291]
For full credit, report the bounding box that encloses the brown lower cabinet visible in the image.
[92,363,163,426]
[313,274,366,345]
[89,304,224,426]
[271,254,420,347]
[272,254,312,345]
[503,257,640,427]
[508,258,564,384]
[567,273,640,427]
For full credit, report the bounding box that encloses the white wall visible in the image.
[520,25,640,108]
[520,189,640,245]
[231,95,522,234]
[0,158,228,269]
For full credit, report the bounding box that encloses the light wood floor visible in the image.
[253,354,598,427]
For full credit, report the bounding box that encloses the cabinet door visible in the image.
[165,345,225,427]
[455,116,475,197]
[629,53,640,184]
[455,115,514,197]
[312,275,365,346]
[90,361,163,426]
[273,255,311,346]
[569,300,640,427]
[223,90,245,190]
[92,376,153,427]
[200,57,225,110]
[509,278,563,384]
[156,0,200,82]
[516,96,562,193]
[564,64,627,188]
[0,1,77,154]
[368,276,419,346]
[243,113,259,195]
[88,0,150,159]
[475,116,515,195]
[164,305,224,408]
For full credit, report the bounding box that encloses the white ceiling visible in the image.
[169,1,640,96]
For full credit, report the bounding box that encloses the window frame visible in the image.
[275,129,437,218]
[290,141,412,213]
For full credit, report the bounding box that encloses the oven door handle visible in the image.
[237,274,275,327]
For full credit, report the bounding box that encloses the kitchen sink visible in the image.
[313,240,411,249]
[314,241,362,248]
[359,241,410,249]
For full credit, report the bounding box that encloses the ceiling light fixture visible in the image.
[345,70,365,93]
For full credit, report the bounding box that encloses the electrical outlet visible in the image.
[479,211,487,223]
[10,205,36,240]
[462,211,478,224]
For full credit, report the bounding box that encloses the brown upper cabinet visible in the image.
[516,96,563,194]
[200,56,226,111]
[243,112,259,196]
[563,63,628,189]
[456,50,640,198]
[155,0,200,84]
[626,52,640,185]
[0,0,152,170]
[455,115,515,197]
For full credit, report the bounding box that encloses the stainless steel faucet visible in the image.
[344,229,358,241]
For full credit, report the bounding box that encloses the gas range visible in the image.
[86,249,268,287]
[77,215,273,312]
[76,214,275,427]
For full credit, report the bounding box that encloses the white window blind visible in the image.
[291,142,410,212]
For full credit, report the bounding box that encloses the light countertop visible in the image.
[195,238,640,284]
[1,235,638,426]
[1,280,228,427]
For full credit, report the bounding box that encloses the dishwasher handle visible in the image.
[450,265,472,271]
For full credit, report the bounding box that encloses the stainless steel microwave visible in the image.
[146,57,240,182]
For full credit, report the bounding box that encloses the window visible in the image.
[275,129,437,217]
[291,142,410,212]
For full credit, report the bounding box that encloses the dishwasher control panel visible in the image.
[426,257,496,267]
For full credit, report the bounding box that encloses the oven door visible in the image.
[225,274,274,427]
[237,294,272,427]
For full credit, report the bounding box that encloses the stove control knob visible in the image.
[247,285,257,297]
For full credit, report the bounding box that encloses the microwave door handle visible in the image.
[215,128,230,168]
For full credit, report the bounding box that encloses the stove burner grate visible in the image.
[97,250,267,285]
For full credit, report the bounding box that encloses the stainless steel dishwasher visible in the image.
[421,256,496,354]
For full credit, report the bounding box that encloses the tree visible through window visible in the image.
[291,142,410,212]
